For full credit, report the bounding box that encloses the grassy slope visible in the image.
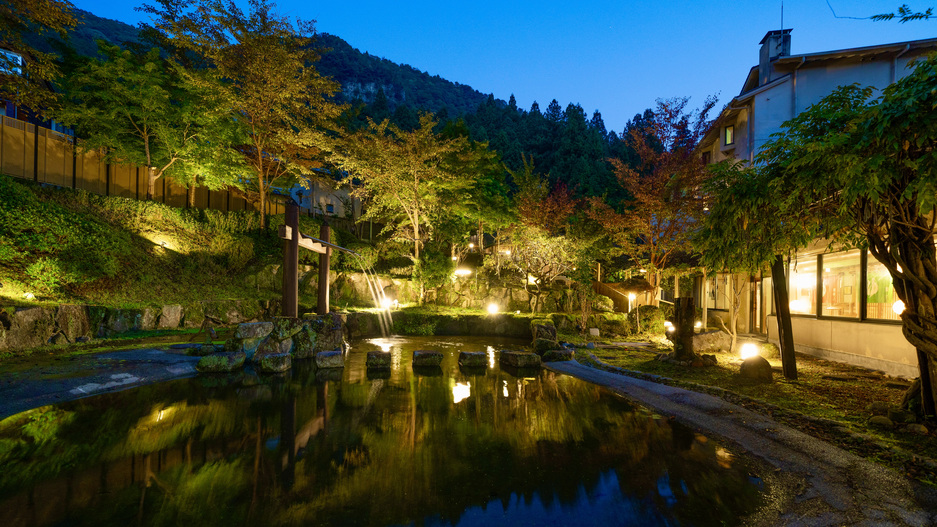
[0,175,328,308]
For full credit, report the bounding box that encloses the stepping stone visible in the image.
[886,381,912,390]
[412,350,443,367]
[500,350,541,368]
[316,350,344,369]
[542,349,573,362]
[458,351,487,367]
[366,351,392,369]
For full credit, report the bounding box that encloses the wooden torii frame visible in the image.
[278,200,356,318]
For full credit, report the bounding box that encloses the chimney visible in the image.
[759,29,792,86]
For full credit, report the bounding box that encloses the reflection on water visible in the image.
[0,336,764,526]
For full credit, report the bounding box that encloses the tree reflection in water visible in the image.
[0,336,764,526]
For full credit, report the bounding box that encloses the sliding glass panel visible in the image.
[820,250,861,318]
[866,253,902,321]
[788,256,817,315]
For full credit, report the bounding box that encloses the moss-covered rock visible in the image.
[366,351,392,369]
[530,319,557,341]
[258,352,292,373]
[196,351,247,373]
[292,328,318,359]
[316,350,344,369]
[412,350,443,367]
[533,338,560,355]
[458,351,487,367]
[542,349,573,362]
[236,321,273,339]
[271,316,305,340]
[500,351,541,368]
[158,304,184,329]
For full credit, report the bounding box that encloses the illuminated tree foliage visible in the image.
[334,113,476,264]
[0,0,76,114]
[591,97,716,305]
[59,43,241,201]
[149,0,342,229]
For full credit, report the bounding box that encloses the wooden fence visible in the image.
[0,116,362,223]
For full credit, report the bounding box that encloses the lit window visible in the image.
[820,250,861,318]
[866,252,901,321]
[724,125,735,146]
[788,256,817,315]
[326,203,334,214]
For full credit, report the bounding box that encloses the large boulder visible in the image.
[55,304,90,342]
[739,356,773,383]
[0,307,57,350]
[542,349,574,362]
[140,308,159,331]
[530,319,557,341]
[271,317,305,340]
[533,338,560,355]
[257,352,292,374]
[100,309,141,336]
[292,328,318,359]
[158,305,184,329]
[196,351,247,373]
[236,321,274,339]
[692,330,731,353]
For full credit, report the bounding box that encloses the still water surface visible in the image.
[0,336,765,526]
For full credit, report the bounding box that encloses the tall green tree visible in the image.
[334,113,473,265]
[152,0,341,229]
[0,0,76,115]
[58,43,240,200]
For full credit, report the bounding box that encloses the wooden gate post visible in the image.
[317,224,331,315]
[281,200,300,318]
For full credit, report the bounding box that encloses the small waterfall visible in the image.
[353,255,393,337]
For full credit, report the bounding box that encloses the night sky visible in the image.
[69,0,936,132]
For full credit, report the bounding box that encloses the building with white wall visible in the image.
[697,31,937,377]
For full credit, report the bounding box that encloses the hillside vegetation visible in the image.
[0,175,345,308]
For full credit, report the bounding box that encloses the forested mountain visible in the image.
[35,8,645,206]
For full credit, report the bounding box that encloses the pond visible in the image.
[0,336,766,526]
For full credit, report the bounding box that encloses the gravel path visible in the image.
[546,360,937,527]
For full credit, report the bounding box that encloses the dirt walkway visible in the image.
[546,360,937,526]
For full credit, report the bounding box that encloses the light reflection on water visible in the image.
[0,336,765,526]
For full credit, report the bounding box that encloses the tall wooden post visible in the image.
[317,224,331,315]
[282,201,300,318]
[771,255,798,380]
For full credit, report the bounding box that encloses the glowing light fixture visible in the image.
[694,321,702,329]
[487,303,499,314]
[451,256,458,261]
[664,320,674,333]
[454,268,472,277]
[789,299,809,313]
[468,243,475,249]
[23,292,35,300]
[639,269,647,273]
[628,293,637,301]
[452,382,471,404]
[515,310,521,314]
[892,300,906,316]
[381,297,394,309]
[740,342,759,360]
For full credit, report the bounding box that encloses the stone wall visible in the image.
[0,299,281,352]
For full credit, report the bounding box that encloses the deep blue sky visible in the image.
[70,0,935,132]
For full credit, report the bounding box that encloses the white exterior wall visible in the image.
[713,42,937,378]
[766,315,918,377]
